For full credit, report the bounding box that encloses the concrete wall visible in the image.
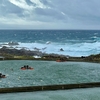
[0,82,100,93]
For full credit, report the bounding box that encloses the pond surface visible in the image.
[0,60,100,87]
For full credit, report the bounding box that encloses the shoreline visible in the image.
[0,46,100,63]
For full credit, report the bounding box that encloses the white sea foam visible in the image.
[0,41,100,57]
[10,41,100,56]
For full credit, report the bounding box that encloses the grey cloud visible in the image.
[51,0,100,22]
[25,0,37,7]
[0,0,100,29]
[25,0,33,5]
[40,0,52,7]
[0,0,23,17]
[34,7,67,21]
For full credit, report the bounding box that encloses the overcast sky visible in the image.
[0,0,100,29]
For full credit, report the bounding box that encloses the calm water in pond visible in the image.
[0,60,100,87]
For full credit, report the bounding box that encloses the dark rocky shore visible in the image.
[0,46,100,63]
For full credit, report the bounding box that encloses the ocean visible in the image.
[0,29,100,56]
